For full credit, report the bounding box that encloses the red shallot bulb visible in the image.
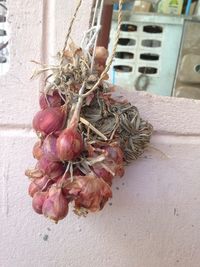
[67,174,112,212]
[32,107,66,136]
[42,188,68,222]
[28,175,51,197]
[32,191,48,214]
[37,156,64,178]
[42,134,59,161]
[32,141,43,160]
[39,91,63,109]
[92,164,113,186]
[56,128,83,161]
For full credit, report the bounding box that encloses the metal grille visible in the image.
[108,13,184,96]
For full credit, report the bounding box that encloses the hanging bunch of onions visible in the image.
[26,33,152,223]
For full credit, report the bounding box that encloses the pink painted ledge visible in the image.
[122,90,200,135]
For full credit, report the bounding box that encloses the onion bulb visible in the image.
[32,191,48,214]
[56,128,83,161]
[67,174,112,212]
[37,156,64,178]
[28,176,51,197]
[32,107,66,136]
[39,91,63,109]
[42,134,59,161]
[42,187,68,222]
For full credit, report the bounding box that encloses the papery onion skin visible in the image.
[42,188,69,222]
[37,156,64,178]
[28,176,51,197]
[92,164,113,186]
[32,141,43,160]
[114,164,125,177]
[56,175,70,197]
[39,91,63,109]
[67,174,112,212]
[104,143,124,164]
[102,161,125,178]
[32,107,66,136]
[42,134,59,161]
[25,168,43,179]
[56,169,84,197]
[56,128,83,161]
[32,191,48,214]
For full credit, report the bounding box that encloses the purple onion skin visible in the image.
[42,189,69,222]
[42,134,59,161]
[39,91,64,109]
[32,107,66,136]
[37,156,64,178]
[28,176,50,198]
[56,128,83,161]
[32,191,48,214]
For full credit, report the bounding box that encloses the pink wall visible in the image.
[1,1,200,266]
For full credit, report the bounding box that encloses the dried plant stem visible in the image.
[147,145,169,159]
[60,0,83,65]
[69,82,86,128]
[86,155,106,165]
[109,113,120,140]
[70,163,74,181]
[80,117,108,141]
[61,162,71,180]
[41,179,52,192]
[101,163,115,176]
[83,0,124,98]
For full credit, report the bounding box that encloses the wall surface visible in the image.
[1,1,200,267]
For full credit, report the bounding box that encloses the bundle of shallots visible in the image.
[25,44,152,223]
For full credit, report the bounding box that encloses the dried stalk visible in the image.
[80,117,107,141]
[82,0,124,98]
